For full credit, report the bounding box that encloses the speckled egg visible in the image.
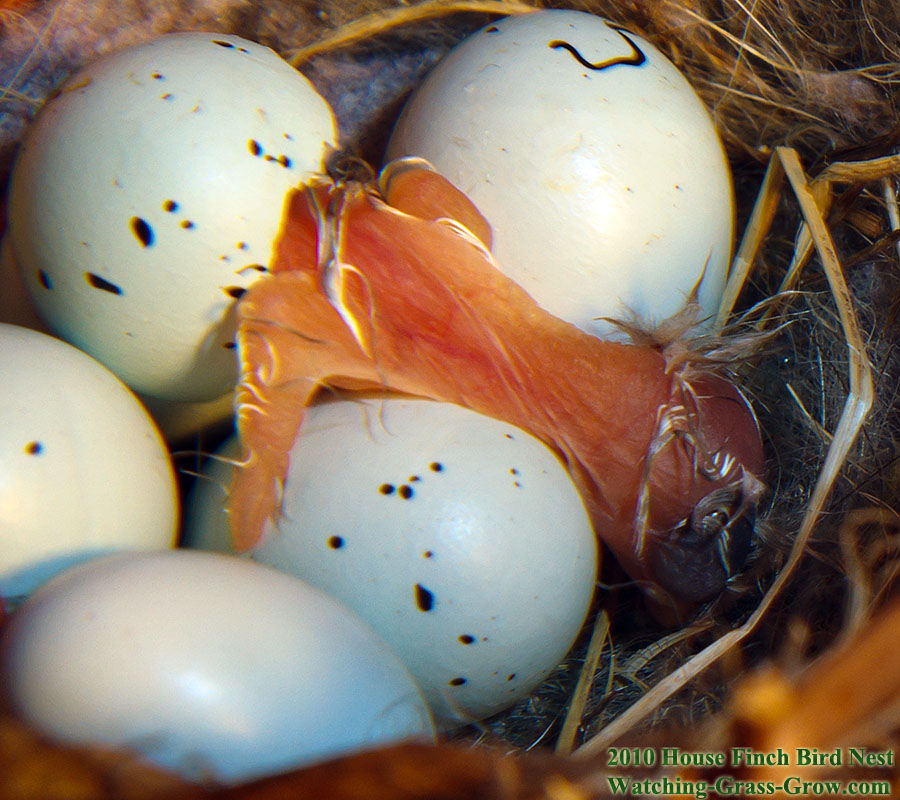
[0,323,177,598]
[7,32,337,401]
[0,550,434,783]
[387,10,734,338]
[184,397,598,725]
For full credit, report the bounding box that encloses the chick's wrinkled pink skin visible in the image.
[231,161,764,604]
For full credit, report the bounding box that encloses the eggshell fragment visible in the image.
[387,10,734,337]
[0,323,177,597]
[0,550,434,783]
[186,397,597,724]
[8,32,338,401]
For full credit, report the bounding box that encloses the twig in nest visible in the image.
[286,0,539,64]
[839,506,900,642]
[556,609,610,756]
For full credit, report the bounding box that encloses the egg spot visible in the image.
[504,433,514,440]
[222,341,236,350]
[180,220,195,230]
[429,462,443,472]
[85,273,122,295]
[162,199,178,212]
[398,484,414,500]
[379,483,395,495]
[212,39,235,48]
[224,286,246,300]
[160,93,173,101]
[423,550,434,559]
[130,216,154,248]
[151,72,163,80]
[507,674,516,682]
[237,242,249,250]
[327,536,345,549]
[248,139,262,157]
[408,475,421,483]
[37,270,52,290]
[548,33,647,71]
[277,154,291,169]
[510,468,519,475]
[458,635,475,645]
[414,584,434,612]
[448,677,467,687]
[485,25,499,33]
[24,441,43,455]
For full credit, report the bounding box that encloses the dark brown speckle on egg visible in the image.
[24,441,43,455]
[429,462,443,472]
[327,536,345,549]
[162,199,178,213]
[248,139,262,157]
[85,273,122,295]
[222,341,237,350]
[414,583,434,612]
[212,40,235,48]
[458,635,475,645]
[448,677,467,687]
[180,220,195,230]
[398,484,414,500]
[37,270,52,290]
[130,216,153,248]
[379,483,395,495]
[225,286,246,300]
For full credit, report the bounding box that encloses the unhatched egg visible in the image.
[0,323,177,597]
[0,550,434,783]
[7,32,337,401]
[387,10,734,338]
[185,397,597,725]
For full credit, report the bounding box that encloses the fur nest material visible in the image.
[4,0,900,798]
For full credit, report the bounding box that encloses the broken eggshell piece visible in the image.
[7,32,338,401]
[387,10,734,338]
[185,397,597,724]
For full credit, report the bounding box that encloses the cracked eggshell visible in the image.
[0,323,177,598]
[185,398,597,725]
[8,32,338,401]
[0,550,434,783]
[387,10,734,338]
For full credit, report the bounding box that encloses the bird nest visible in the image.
[3,0,900,797]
